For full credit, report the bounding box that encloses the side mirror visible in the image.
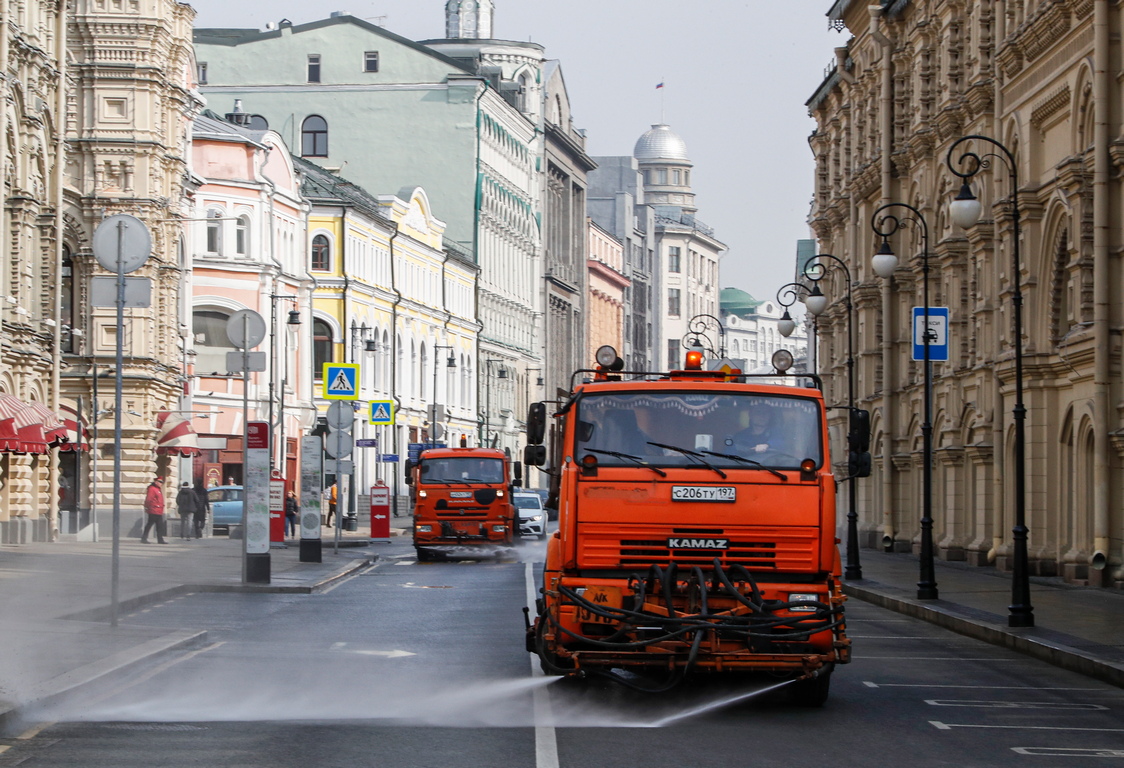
[527,402,547,445]
[848,450,872,479]
[524,444,546,467]
[512,461,523,486]
[403,459,414,485]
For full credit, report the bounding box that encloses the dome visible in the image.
[633,124,689,161]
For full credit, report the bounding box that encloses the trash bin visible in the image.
[343,515,358,532]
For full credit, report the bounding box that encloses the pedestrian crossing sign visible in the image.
[369,399,394,425]
[322,363,360,400]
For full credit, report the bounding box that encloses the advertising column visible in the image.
[299,436,323,562]
[244,421,271,583]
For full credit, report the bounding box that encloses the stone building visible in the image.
[2,0,199,540]
[810,0,1122,586]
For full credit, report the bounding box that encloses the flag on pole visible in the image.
[656,82,664,89]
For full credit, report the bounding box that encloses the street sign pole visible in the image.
[92,214,151,628]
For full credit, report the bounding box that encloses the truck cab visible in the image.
[524,346,855,704]
[407,446,519,561]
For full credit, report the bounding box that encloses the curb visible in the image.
[60,555,377,623]
[845,580,1124,689]
[0,629,206,733]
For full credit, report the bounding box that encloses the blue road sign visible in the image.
[322,363,360,400]
[912,307,949,362]
[377,454,399,463]
[355,438,378,448]
[369,399,394,425]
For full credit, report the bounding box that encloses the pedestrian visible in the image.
[175,481,198,540]
[285,491,299,538]
[325,482,337,527]
[141,476,167,544]
[193,479,210,539]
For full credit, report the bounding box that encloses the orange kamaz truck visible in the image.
[406,446,519,561]
[523,346,857,704]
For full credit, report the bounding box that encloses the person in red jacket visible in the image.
[141,476,167,544]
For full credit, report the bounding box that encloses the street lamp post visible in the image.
[268,294,301,474]
[783,254,862,581]
[946,135,1033,628]
[871,203,937,600]
[482,359,507,447]
[683,313,727,359]
[431,344,455,442]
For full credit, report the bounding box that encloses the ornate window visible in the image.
[313,318,334,380]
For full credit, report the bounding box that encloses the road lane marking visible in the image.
[526,561,559,768]
[865,682,1106,690]
[858,656,1022,661]
[1013,747,1124,757]
[926,700,1108,710]
[931,721,1124,733]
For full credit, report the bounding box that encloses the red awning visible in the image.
[58,402,90,452]
[155,410,201,457]
[0,393,67,454]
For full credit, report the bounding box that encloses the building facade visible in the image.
[194,11,540,460]
[586,219,628,363]
[2,0,200,541]
[810,0,1123,586]
[634,124,726,370]
[187,113,313,494]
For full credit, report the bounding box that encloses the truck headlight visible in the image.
[492,524,506,532]
[417,524,432,533]
[787,592,819,612]
[418,490,428,498]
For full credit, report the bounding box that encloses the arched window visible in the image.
[235,214,250,257]
[311,234,330,271]
[193,309,237,374]
[313,318,334,379]
[302,115,328,157]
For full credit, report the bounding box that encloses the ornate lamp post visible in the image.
[683,313,727,358]
[871,203,937,600]
[779,254,862,580]
[267,294,301,474]
[946,135,1033,628]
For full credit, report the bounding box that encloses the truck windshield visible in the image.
[419,457,505,484]
[574,392,823,470]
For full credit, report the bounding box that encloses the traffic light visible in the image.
[848,408,871,478]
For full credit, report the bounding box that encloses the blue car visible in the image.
[207,485,243,532]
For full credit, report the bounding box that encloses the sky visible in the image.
[185,0,843,308]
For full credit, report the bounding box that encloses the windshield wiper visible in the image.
[585,448,668,477]
[646,441,727,479]
[700,450,788,481]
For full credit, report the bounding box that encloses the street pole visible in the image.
[872,204,935,599]
[947,135,1033,627]
[801,254,862,581]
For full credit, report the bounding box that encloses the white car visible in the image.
[514,492,546,539]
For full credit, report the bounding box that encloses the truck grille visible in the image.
[578,524,820,571]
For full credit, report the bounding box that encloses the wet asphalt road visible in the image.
[3,531,1123,768]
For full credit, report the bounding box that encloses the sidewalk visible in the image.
[847,549,1124,687]
[0,516,412,730]
[2,523,1122,730]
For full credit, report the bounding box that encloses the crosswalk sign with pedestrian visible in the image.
[322,363,360,400]
[369,399,394,425]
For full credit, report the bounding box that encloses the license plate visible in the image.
[671,486,736,502]
[449,491,472,498]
